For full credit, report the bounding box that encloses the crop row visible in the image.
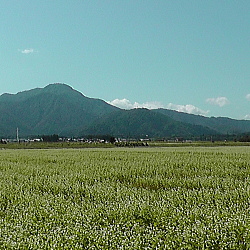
[0,147,249,249]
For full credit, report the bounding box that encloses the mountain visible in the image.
[154,108,250,134]
[0,83,250,138]
[81,108,217,138]
[0,83,118,136]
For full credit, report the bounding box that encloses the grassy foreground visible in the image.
[1,141,250,149]
[0,147,249,249]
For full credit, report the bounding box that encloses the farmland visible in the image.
[0,147,249,249]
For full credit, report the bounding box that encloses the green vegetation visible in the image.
[83,108,217,138]
[1,140,250,149]
[0,147,249,249]
[155,108,250,135]
[149,141,250,147]
[0,83,118,136]
[1,83,250,138]
[0,141,116,149]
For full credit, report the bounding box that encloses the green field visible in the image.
[0,147,249,249]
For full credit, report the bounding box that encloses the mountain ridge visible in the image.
[154,108,250,134]
[81,108,218,138]
[1,83,250,138]
[0,83,119,136]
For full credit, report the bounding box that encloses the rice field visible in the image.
[0,147,249,249]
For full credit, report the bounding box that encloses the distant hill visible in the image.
[154,108,250,135]
[0,83,250,138]
[0,83,118,136]
[81,108,218,138]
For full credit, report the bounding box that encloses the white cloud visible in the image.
[244,114,250,120]
[108,99,135,109]
[108,99,209,116]
[206,97,229,107]
[246,94,250,101]
[19,48,35,54]
[166,103,209,115]
[134,101,164,110]
[108,99,164,110]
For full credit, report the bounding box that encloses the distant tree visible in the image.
[85,134,116,143]
[1,139,7,144]
[109,136,116,144]
[239,134,250,142]
[42,134,59,142]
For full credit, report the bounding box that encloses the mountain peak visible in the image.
[0,83,83,103]
[43,83,88,99]
[44,83,73,91]
[1,84,250,137]
[0,83,118,136]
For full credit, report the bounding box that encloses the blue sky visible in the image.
[0,0,249,119]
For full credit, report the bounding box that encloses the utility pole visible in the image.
[16,127,19,142]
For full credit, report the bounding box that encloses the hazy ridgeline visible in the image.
[0,147,249,249]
